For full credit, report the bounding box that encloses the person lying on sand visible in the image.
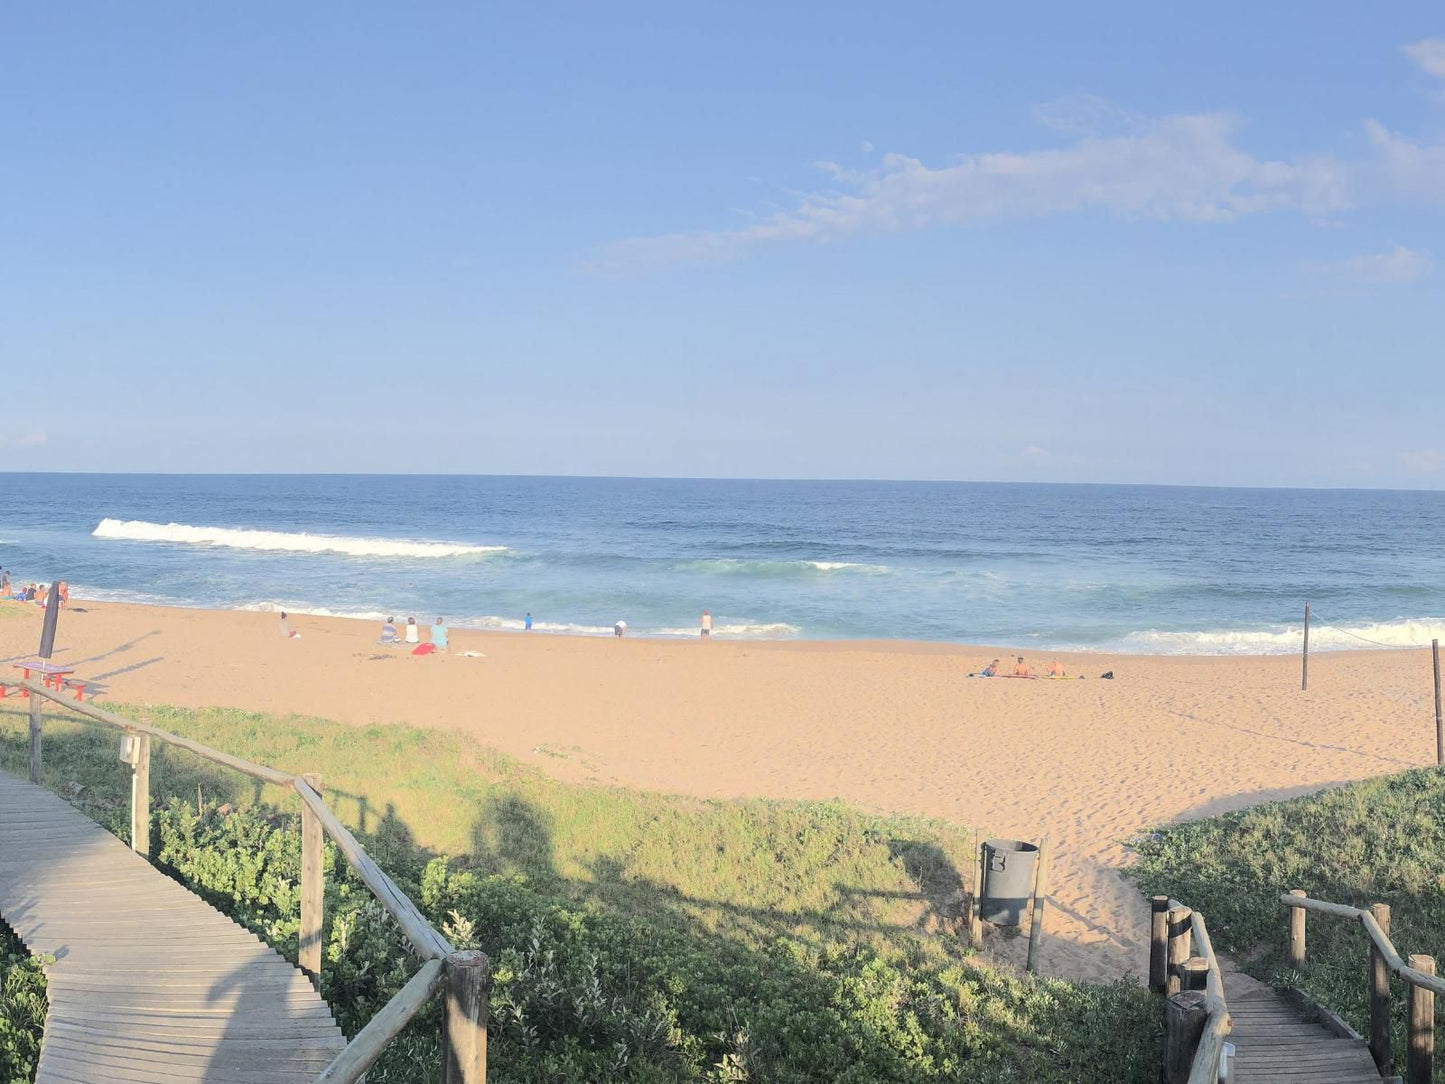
[1013,656,1035,678]
[1046,660,1065,678]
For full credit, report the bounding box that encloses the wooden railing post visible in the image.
[130,733,150,856]
[28,692,41,783]
[1287,889,1307,968]
[1166,905,1192,997]
[1182,956,1209,992]
[1025,835,1049,974]
[444,950,490,1084]
[1149,895,1169,993]
[1164,990,1208,1084]
[1370,902,1392,1074]
[300,772,324,984]
[1409,955,1435,1084]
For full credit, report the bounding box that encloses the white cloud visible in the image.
[860,140,874,153]
[1404,38,1445,79]
[587,112,1352,273]
[0,431,46,448]
[1022,445,1050,459]
[1306,244,1434,284]
[1365,120,1445,201]
[1402,449,1445,474]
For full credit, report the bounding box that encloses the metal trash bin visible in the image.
[978,839,1038,926]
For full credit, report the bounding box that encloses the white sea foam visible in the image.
[648,622,801,639]
[1111,618,1445,656]
[240,601,393,623]
[677,558,891,576]
[93,518,505,559]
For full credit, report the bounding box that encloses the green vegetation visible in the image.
[0,925,46,1084]
[1,702,1162,1083]
[1130,767,1445,1077]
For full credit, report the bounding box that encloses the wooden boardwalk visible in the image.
[1224,973,1384,1084]
[0,771,346,1083]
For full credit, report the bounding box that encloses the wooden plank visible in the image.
[0,771,347,1084]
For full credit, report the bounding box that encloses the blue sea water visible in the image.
[1,474,1443,654]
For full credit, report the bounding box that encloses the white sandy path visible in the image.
[2,601,1434,983]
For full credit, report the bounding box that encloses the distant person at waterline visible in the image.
[524,612,532,631]
[432,617,448,650]
[614,620,626,638]
[380,617,398,644]
[700,610,712,639]
[405,616,419,643]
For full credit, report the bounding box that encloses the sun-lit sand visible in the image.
[3,599,1437,984]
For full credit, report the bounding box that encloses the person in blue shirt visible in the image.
[432,617,448,651]
[524,612,533,631]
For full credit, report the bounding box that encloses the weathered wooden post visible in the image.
[130,733,151,856]
[1149,896,1170,993]
[1164,990,1208,1084]
[1166,905,1193,997]
[444,950,490,1084]
[1434,639,1442,768]
[300,772,324,984]
[1287,889,1307,969]
[27,691,41,784]
[969,839,984,950]
[1025,835,1049,973]
[1302,600,1310,691]
[1370,902,1392,1074]
[1409,955,1435,1084]
[1182,957,1209,992]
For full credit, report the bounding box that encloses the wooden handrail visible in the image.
[1161,898,1232,1084]
[1281,892,1445,997]
[3,677,482,1082]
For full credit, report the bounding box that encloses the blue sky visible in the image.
[1,3,1442,486]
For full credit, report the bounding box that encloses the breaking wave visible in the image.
[1111,618,1445,656]
[93,519,505,560]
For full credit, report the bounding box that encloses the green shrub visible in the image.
[0,927,46,1084]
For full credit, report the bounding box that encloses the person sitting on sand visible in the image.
[380,617,398,644]
[1013,656,1034,678]
[980,658,1000,677]
[404,616,420,644]
[279,611,300,639]
[432,617,448,651]
[1046,660,1065,678]
[34,584,46,607]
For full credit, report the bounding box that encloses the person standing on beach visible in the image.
[614,620,626,638]
[525,612,533,631]
[700,610,712,639]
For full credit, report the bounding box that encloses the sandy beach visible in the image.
[2,599,1437,984]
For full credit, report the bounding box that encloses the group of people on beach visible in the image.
[379,616,448,652]
[1,571,68,609]
[976,656,1067,679]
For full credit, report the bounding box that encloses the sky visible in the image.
[1,3,1442,486]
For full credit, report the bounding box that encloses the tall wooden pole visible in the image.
[1370,902,1392,1074]
[1149,895,1170,993]
[1433,639,1442,768]
[28,693,41,784]
[444,951,490,1084]
[300,772,325,984]
[1301,601,1310,691]
[1287,889,1308,969]
[1408,955,1435,1084]
[130,734,151,857]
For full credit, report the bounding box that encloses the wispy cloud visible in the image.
[1306,244,1434,284]
[0,431,47,448]
[1402,448,1445,474]
[1403,38,1445,79]
[1366,120,1445,201]
[587,112,1352,273]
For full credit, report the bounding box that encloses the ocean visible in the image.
[1,473,1443,654]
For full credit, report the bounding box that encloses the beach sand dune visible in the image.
[3,601,1434,983]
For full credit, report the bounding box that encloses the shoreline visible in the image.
[2,596,1436,984]
[45,589,1441,657]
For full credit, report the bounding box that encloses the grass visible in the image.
[0,699,1164,1083]
[1129,766,1445,1078]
